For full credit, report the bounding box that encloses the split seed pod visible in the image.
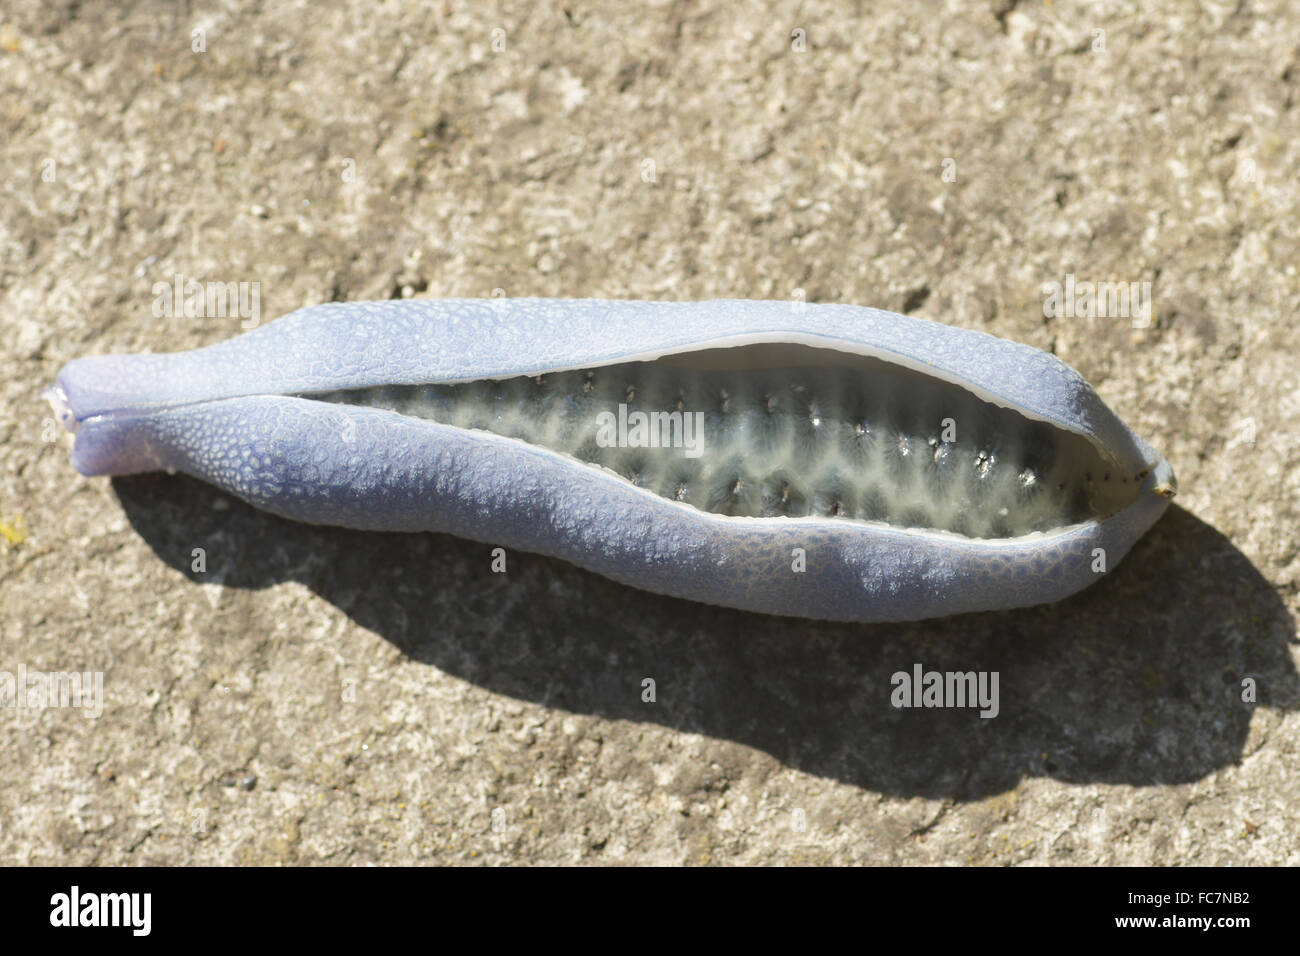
[47,299,1176,622]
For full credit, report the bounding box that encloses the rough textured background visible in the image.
[2,0,1297,864]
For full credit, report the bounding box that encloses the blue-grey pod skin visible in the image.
[50,300,1176,623]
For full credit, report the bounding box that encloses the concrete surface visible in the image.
[1,0,1297,864]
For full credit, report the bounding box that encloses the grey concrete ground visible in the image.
[1,1,1297,864]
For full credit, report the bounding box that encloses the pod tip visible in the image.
[41,384,77,434]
